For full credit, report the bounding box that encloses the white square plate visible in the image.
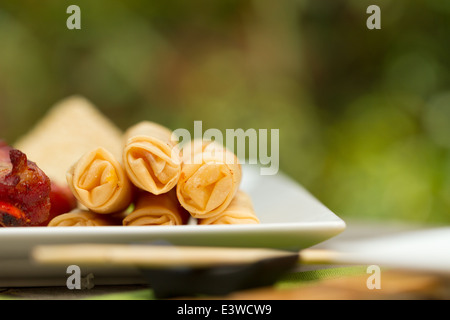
[0,165,346,286]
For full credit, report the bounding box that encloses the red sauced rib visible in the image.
[0,140,77,227]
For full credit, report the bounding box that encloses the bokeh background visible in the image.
[1,0,449,225]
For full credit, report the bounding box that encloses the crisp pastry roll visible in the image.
[176,140,242,219]
[48,210,122,226]
[66,147,133,214]
[123,121,181,195]
[198,191,260,225]
[123,191,189,226]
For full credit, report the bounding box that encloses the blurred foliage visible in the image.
[0,0,449,224]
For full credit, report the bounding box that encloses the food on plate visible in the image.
[14,96,123,186]
[0,141,51,226]
[176,139,242,219]
[66,147,134,214]
[198,190,260,225]
[123,121,181,195]
[2,96,260,228]
[123,190,189,226]
[48,210,123,227]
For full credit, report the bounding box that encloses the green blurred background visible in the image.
[1,0,449,225]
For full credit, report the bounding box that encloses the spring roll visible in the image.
[66,147,133,214]
[198,191,260,225]
[123,191,189,226]
[48,210,122,227]
[123,121,181,195]
[176,140,242,219]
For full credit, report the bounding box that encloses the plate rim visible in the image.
[0,219,346,236]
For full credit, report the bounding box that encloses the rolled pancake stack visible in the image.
[60,127,259,226]
[16,97,260,226]
[119,126,259,226]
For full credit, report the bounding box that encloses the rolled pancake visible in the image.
[177,140,242,219]
[123,121,181,195]
[123,191,189,226]
[198,191,260,225]
[14,96,123,186]
[66,147,133,214]
[48,210,122,226]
